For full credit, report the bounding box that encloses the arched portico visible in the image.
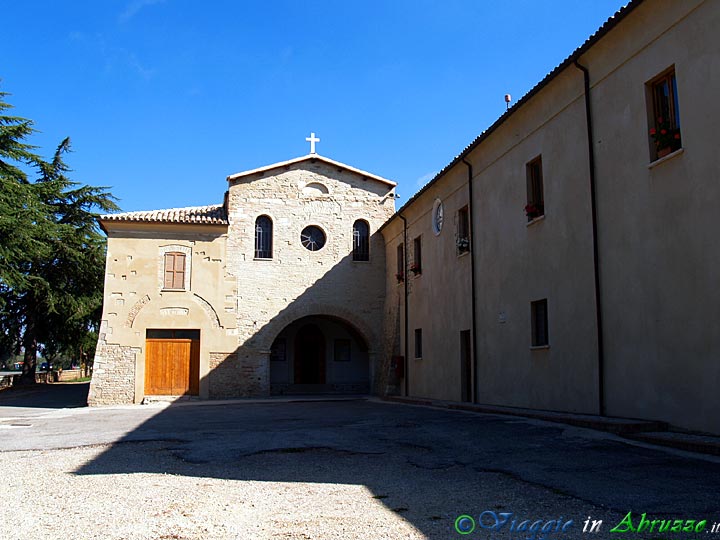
[256,303,377,354]
[267,313,373,395]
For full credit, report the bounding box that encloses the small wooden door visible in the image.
[145,338,200,395]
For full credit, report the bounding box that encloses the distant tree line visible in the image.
[0,89,118,383]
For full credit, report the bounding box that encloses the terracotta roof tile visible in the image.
[101,204,228,226]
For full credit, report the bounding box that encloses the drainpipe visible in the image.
[462,159,479,404]
[398,214,409,396]
[574,60,605,416]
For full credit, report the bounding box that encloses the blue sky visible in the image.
[4,0,627,212]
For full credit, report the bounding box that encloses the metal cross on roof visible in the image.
[305,132,320,154]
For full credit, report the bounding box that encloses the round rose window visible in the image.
[300,226,326,251]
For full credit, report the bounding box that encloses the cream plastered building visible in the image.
[381,0,720,434]
[91,0,719,435]
[88,153,396,405]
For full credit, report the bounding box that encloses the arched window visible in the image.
[255,215,273,259]
[352,220,370,261]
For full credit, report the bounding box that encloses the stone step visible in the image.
[141,395,200,404]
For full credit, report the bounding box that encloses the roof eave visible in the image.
[226,154,397,187]
[98,218,228,229]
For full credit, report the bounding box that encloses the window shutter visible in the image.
[173,254,185,289]
[164,253,175,289]
[164,252,186,290]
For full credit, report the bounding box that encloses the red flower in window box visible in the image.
[650,116,681,156]
[409,263,421,275]
[395,272,404,283]
[524,203,543,220]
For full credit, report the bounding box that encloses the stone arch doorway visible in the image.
[294,324,325,384]
[270,315,370,395]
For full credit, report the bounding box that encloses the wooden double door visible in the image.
[145,329,200,396]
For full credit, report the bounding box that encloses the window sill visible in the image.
[526,215,545,227]
[161,288,186,292]
[457,250,470,259]
[253,257,273,261]
[530,345,550,350]
[352,259,371,264]
[648,147,683,169]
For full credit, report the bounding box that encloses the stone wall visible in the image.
[57,369,83,382]
[225,158,395,395]
[90,224,235,403]
[88,342,138,405]
[90,156,394,403]
[207,352,267,398]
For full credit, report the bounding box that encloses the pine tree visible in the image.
[0,90,118,383]
[0,91,45,291]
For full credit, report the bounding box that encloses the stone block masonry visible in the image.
[207,352,268,398]
[226,160,395,379]
[88,343,137,405]
[90,154,395,404]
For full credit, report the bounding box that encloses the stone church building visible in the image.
[88,152,396,404]
[90,0,720,435]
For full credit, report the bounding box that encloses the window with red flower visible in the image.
[525,156,544,221]
[648,68,682,160]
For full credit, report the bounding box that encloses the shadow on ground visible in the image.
[72,399,720,537]
[0,381,89,410]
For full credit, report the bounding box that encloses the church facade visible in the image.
[91,0,720,435]
[88,154,396,405]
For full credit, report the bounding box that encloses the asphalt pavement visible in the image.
[2,385,720,539]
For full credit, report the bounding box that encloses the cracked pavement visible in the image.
[2,387,720,539]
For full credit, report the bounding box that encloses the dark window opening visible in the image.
[411,236,422,275]
[649,68,682,160]
[146,329,200,340]
[352,220,370,261]
[334,339,351,362]
[270,338,286,362]
[396,243,404,282]
[414,328,423,359]
[525,157,544,221]
[301,225,326,251]
[457,206,470,253]
[255,215,273,259]
[531,299,549,347]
